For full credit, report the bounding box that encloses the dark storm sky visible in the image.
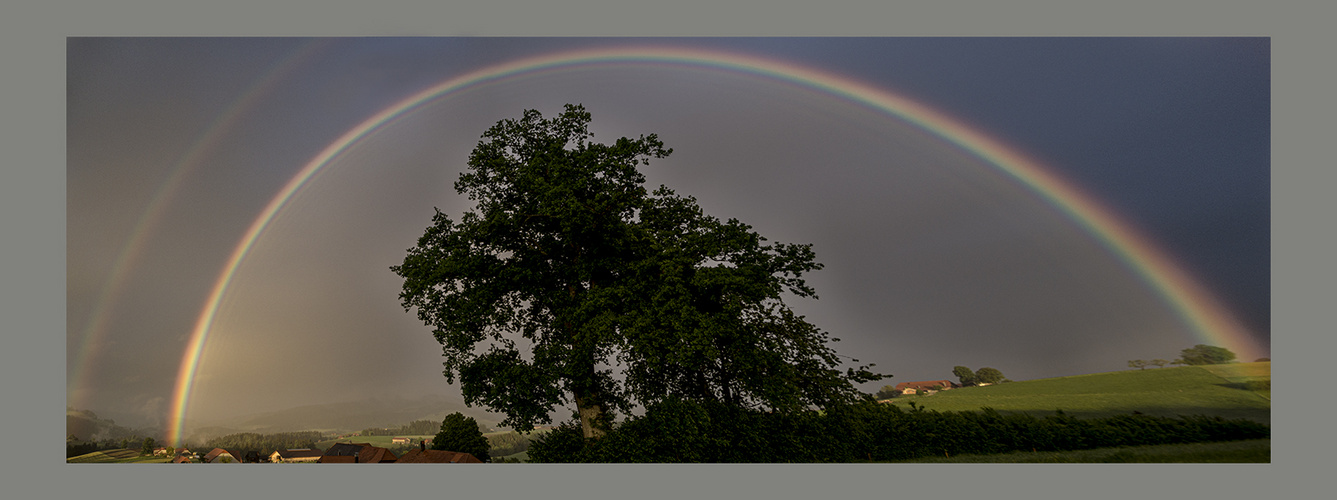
[65,37,1268,429]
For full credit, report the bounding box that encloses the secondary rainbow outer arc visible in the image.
[68,40,330,412]
[166,46,1263,445]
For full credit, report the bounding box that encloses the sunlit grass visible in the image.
[884,363,1270,424]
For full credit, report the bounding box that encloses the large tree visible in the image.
[973,367,1005,385]
[431,413,491,462]
[1177,344,1237,366]
[393,105,880,439]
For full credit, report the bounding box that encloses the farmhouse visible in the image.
[270,448,323,463]
[894,380,957,395]
[202,448,244,463]
[396,448,483,463]
[391,437,413,444]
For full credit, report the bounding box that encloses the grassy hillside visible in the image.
[885,362,1270,424]
[67,449,172,463]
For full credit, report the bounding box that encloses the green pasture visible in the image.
[885,362,1270,424]
[67,449,173,463]
[891,438,1269,463]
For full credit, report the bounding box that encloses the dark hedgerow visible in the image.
[527,399,1269,463]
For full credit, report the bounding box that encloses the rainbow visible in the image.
[68,39,330,413]
[165,45,1264,445]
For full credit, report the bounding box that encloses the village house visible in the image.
[396,448,483,463]
[893,380,958,396]
[269,448,323,463]
[201,448,244,463]
[394,441,483,463]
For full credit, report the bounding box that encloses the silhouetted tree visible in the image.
[432,413,491,462]
[392,105,882,438]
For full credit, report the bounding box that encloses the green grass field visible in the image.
[890,438,1269,463]
[885,362,1270,424]
[67,449,173,463]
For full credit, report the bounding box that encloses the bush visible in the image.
[524,400,1270,463]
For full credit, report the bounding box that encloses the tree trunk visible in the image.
[573,390,607,439]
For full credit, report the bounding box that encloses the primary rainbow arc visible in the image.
[166,46,1263,445]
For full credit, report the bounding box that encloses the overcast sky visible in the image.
[66,37,1269,430]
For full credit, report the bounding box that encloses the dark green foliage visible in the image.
[393,105,880,436]
[526,399,1269,463]
[953,366,976,386]
[432,413,490,462]
[140,437,156,456]
[66,440,102,458]
[1178,345,1238,365]
[974,367,1005,385]
[486,431,533,457]
[874,385,898,400]
[399,420,440,435]
[362,419,444,437]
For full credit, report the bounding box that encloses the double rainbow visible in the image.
[165,45,1264,445]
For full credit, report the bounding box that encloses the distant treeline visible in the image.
[204,431,323,455]
[528,398,1270,463]
[486,431,532,457]
[361,418,488,437]
[66,436,152,458]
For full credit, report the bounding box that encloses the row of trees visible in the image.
[525,398,1269,462]
[953,366,1007,386]
[360,418,474,437]
[1129,345,1243,370]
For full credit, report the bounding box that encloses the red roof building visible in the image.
[893,380,957,395]
[317,443,397,463]
[395,448,483,464]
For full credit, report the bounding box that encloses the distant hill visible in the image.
[884,362,1270,424]
[66,408,150,442]
[181,394,505,443]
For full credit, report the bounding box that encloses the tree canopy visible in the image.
[973,367,1005,385]
[953,366,977,386]
[1177,344,1237,366]
[393,105,881,438]
[431,412,491,462]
